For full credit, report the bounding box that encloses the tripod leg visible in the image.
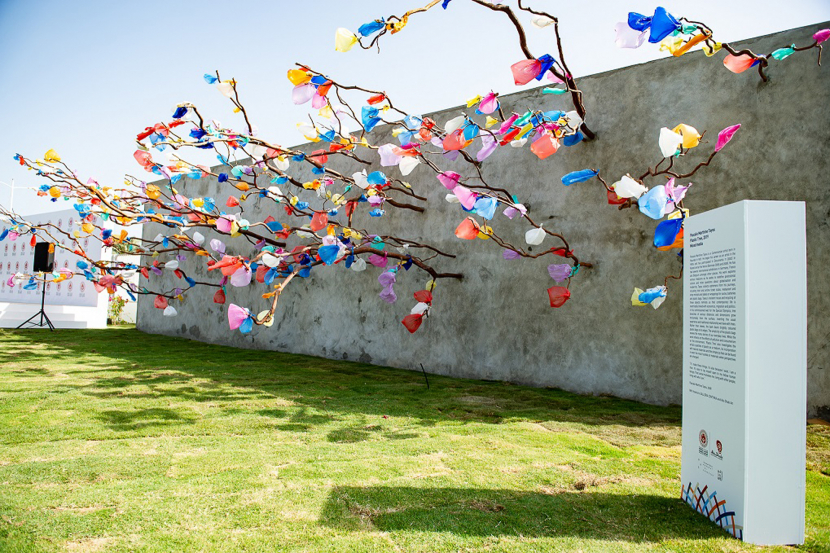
[16,311,39,329]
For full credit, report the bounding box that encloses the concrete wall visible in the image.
[137,23,830,416]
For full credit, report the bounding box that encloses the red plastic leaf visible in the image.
[226,196,240,207]
[547,286,571,308]
[413,290,433,304]
[455,218,480,240]
[154,295,168,309]
[213,288,226,304]
[402,313,424,333]
[310,212,328,232]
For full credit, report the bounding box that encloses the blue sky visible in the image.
[1,0,828,215]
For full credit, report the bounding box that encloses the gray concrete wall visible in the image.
[137,22,830,416]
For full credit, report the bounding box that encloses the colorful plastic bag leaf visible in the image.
[511,58,541,85]
[715,124,741,151]
[335,28,358,52]
[530,134,560,159]
[455,217,479,240]
[548,263,572,282]
[547,286,571,308]
[648,7,680,43]
[561,169,597,185]
[613,175,647,199]
[615,21,647,48]
[653,218,683,248]
[659,127,683,158]
[723,53,756,74]
[402,313,423,333]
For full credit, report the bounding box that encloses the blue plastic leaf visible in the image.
[653,218,683,248]
[648,7,680,43]
[203,73,218,84]
[239,317,254,334]
[536,54,556,80]
[562,132,584,147]
[358,19,385,37]
[318,245,339,265]
[473,197,497,220]
[172,106,188,119]
[366,171,388,185]
[628,12,652,31]
[561,169,598,185]
[362,106,381,132]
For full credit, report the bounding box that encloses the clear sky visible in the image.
[1,0,828,216]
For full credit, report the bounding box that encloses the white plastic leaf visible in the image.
[164,260,179,270]
[163,305,178,317]
[261,253,279,268]
[216,82,234,98]
[614,21,647,49]
[444,115,466,134]
[659,127,683,158]
[525,227,546,246]
[192,231,205,245]
[399,156,420,176]
[531,15,555,28]
[613,175,648,199]
[411,302,430,315]
[351,257,366,272]
[564,110,583,130]
[445,193,461,204]
[352,170,369,189]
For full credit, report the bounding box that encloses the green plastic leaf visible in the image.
[771,45,795,61]
[543,87,567,95]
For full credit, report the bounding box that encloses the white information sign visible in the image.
[681,200,806,545]
[0,208,103,307]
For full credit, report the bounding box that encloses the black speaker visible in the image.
[33,242,54,272]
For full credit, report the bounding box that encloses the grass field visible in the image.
[0,327,827,552]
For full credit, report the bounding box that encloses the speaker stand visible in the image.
[17,285,55,331]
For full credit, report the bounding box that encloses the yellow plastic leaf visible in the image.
[335,28,358,52]
[672,124,701,149]
[290,196,299,206]
[466,95,482,108]
[43,149,61,162]
[631,288,647,306]
[287,69,311,86]
[702,41,722,57]
[257,310,275,327]
[318,105,334,119]
[484,116,498,129]
[48,186,60,198]
[81,223,94,233]
[668,208,690,220]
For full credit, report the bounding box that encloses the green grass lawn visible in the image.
[0,327,827,553]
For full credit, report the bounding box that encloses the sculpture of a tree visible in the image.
[0,3,826,334]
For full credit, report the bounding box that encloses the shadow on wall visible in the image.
[319,486,726,542]
[1,328,682,436]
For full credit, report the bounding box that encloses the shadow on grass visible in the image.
[0,328,682,437]
[320,486,724,542]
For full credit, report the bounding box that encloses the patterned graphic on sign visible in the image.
[681,482,743,540]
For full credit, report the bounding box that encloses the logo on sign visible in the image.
[698,429,709,457]
[712,439,724,461]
